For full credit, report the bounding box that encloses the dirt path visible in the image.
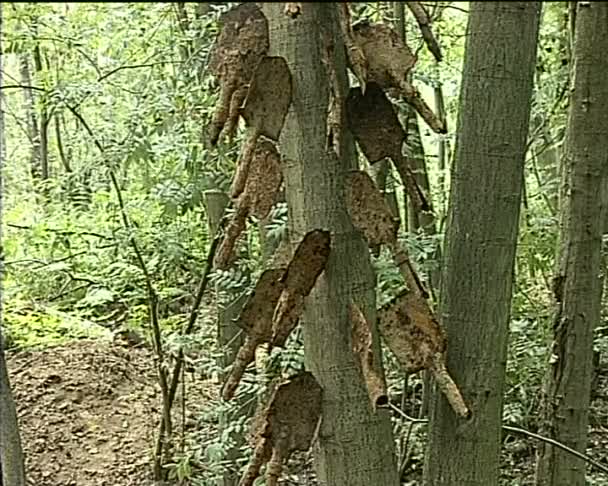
[7,338,212,486]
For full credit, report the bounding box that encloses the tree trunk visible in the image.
[32,42,49,181]
[54,113,72,173]
[535,4,608,485]
[263,4,399,486]
[423,3,540,485]
[19,54,42,180]
[0,3,27,480]
[0,346,25,486]
[434,83,450,220]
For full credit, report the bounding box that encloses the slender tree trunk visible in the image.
[263,4,399,485]
[535,4,608,485]
[32,43,49,181]
[54,113,72,173]
[19,55,42,180]
[0,3,27,481]
[423,3,540,485]
[399,1,442,423]
[434,83,450,221]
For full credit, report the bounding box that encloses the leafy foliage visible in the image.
[3,2,605,485]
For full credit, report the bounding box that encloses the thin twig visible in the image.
[6,222,112,240]
[153,228,222,474]
[97,61,180,82]
[167,230,222,406]
[64,103,171,479]
[386,403,608,475]
[503,425,608,475]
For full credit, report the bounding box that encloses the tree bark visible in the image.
[263,4,399,485]
[0,3,27,481]
[423,3,540,485]
[535,3,608,485]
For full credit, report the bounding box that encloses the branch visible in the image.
[97,61,180,82]
[153,226,223,470]
[62,101,103,149]
[62,103,173,477]
[0,84,46,92]
[6,222,113,240]
[406,2,443,62]
[386,403,608,475]
[502,425,608,475]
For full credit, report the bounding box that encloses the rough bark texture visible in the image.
[262,4,399,485]
[423,3,540,485]
[0,3,27,481]
[535,3,608,485]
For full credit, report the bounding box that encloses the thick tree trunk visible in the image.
[0,3,27,480]
[263,4,399,485]
[423,3,540,485]
[535,4,608,485]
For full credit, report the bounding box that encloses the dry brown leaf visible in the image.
[223,84,249,143]
[405,1,443,62]
[346,83,431,215]
[239,269,287,339]
[214,140,283,269]
[222,269,286,401]
[431,358,470,419]
[345,170,427,297]
[272,230,331,346]
[352,21,416,90]
[378,290,446,373]
[351,22,446,134]
[346,170,399,247]
[350,302,388,408]
[247,140,283,220]
[337,3,368,93]
[378,291,469,418]
[221,336,258,402]
[213,206,248,270]
[231,56,293,198]
[240,371,323,486]
[207,3,269,146]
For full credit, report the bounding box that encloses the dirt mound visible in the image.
[7,339,181,486]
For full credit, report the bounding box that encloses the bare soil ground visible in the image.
[6,338,607,485]
[7,338,214,486]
